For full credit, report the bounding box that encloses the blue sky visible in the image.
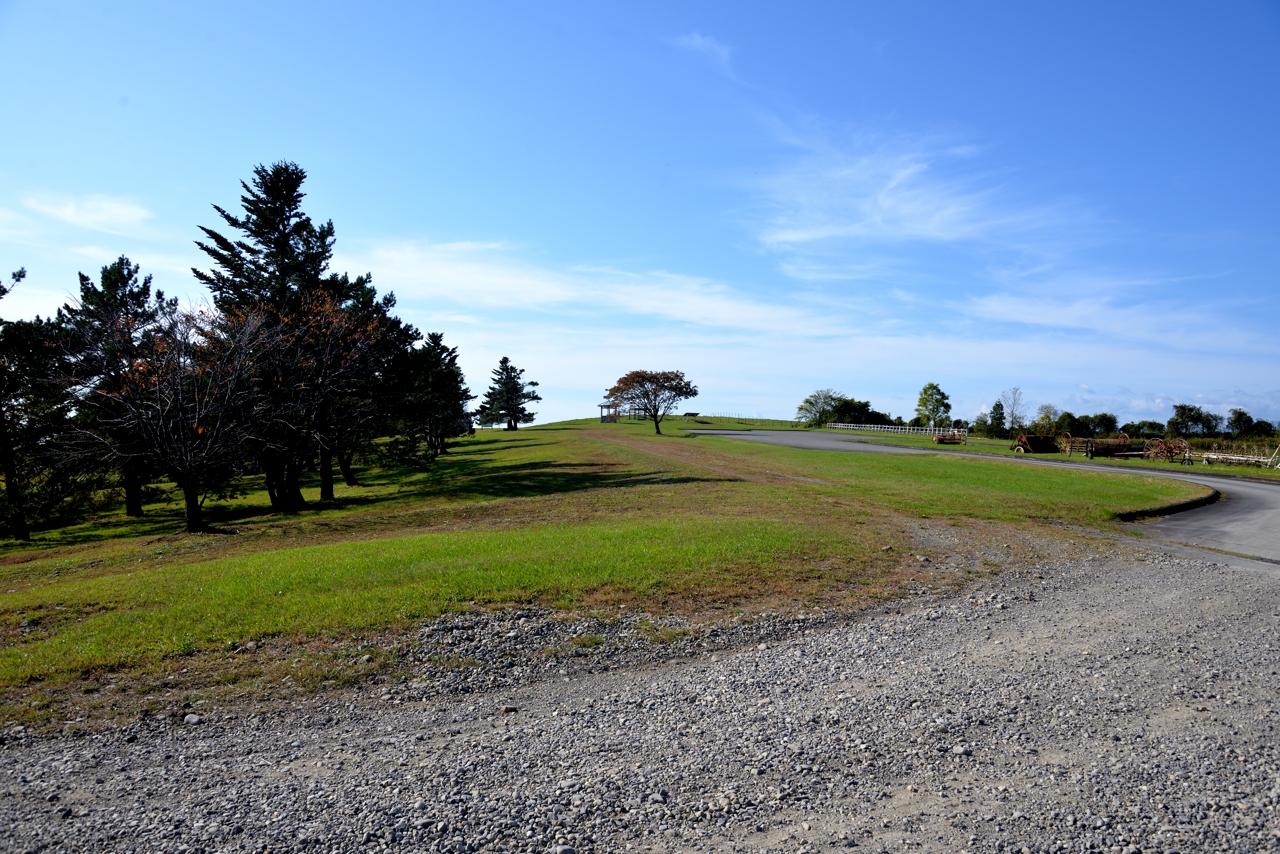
[2,2,1278,424]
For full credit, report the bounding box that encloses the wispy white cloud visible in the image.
[25,193,153,235]
[335,240,579,308]
[668,32,738,80]
[333,240,844,337]
[0,207,34,242]
[775,256,903,283]
[753,130,1090,264]
[958,290,1278,358]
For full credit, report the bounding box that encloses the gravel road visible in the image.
[5,542,1279,854]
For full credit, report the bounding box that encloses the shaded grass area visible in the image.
[0,419,1209,726]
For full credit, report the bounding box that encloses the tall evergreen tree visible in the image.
[474,357,540,430]
[0,269,76,540]
[193,162,336,315]
[987,400,1007,438]
[322,308,420,488]
[60,256,175,516]
[381,332,474,464]
[192,162,389,511]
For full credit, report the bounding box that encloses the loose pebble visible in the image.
[2,550,1275,854]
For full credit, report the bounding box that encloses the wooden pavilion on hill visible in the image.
[599,401,621,423]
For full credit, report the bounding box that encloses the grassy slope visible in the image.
[806,428,1280,480]
[0,420,1207,715]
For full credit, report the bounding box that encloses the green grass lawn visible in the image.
[810,427,1280,480]
[0,517,832,686]
[0,418,1210,723]
[679,431,1201,525]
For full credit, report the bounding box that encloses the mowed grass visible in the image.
[809,427,1280,480]
[680,431,1202,524]
[0,419,1209,712]
[0,517,826,686]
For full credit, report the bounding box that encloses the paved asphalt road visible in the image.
[695,430,1280,564]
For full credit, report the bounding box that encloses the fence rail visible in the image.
[704,413,800,427]
[827,422,969,440]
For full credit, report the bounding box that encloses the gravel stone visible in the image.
[3,547,1278,853]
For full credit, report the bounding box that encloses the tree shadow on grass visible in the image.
[3,446,729,553]
[311,459,730,507]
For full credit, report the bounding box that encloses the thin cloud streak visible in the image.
[754,132,1093,261]
[668,32,738,81]
[25,193,153,236]
[959,292,1279,358]
[334,241,845,337]
[432,311,1280,424]
[332,239,1280,425]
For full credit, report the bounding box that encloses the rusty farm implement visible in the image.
[1199,441,1280,469]
[1009,433,1059,453]
[1141,438,1195,464]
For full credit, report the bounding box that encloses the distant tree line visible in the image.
[796,389,895,428]
[796,382,1276,443]
[968,391,1275,442]
[1,162,541,539]
[797,384,975,431]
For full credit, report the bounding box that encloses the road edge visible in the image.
[1115,488,1222,522]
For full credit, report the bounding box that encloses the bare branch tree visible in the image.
[999,386,1027,431]
[93,305,268,532]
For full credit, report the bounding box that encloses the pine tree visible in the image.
[193,162,387,510]
[60,256,175,516]
[0,269,76,540]
[987,400,1006,438]
[193,162,335,314]
[475,357,541,430]
[376,332,474,466]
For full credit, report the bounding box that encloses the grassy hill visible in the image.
[0,419,1207,727]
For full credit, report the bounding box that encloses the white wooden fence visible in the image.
[827,422,969,440]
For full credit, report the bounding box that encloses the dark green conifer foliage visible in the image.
[474,357,541,430]
[0,268,77,540]
[987,400,1006,438]
[193,162,336,314]
[192,162,387,510]
[380,332,474,466]
[60,256,175,516]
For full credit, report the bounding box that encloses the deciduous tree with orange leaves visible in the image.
[605,370,698,435]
